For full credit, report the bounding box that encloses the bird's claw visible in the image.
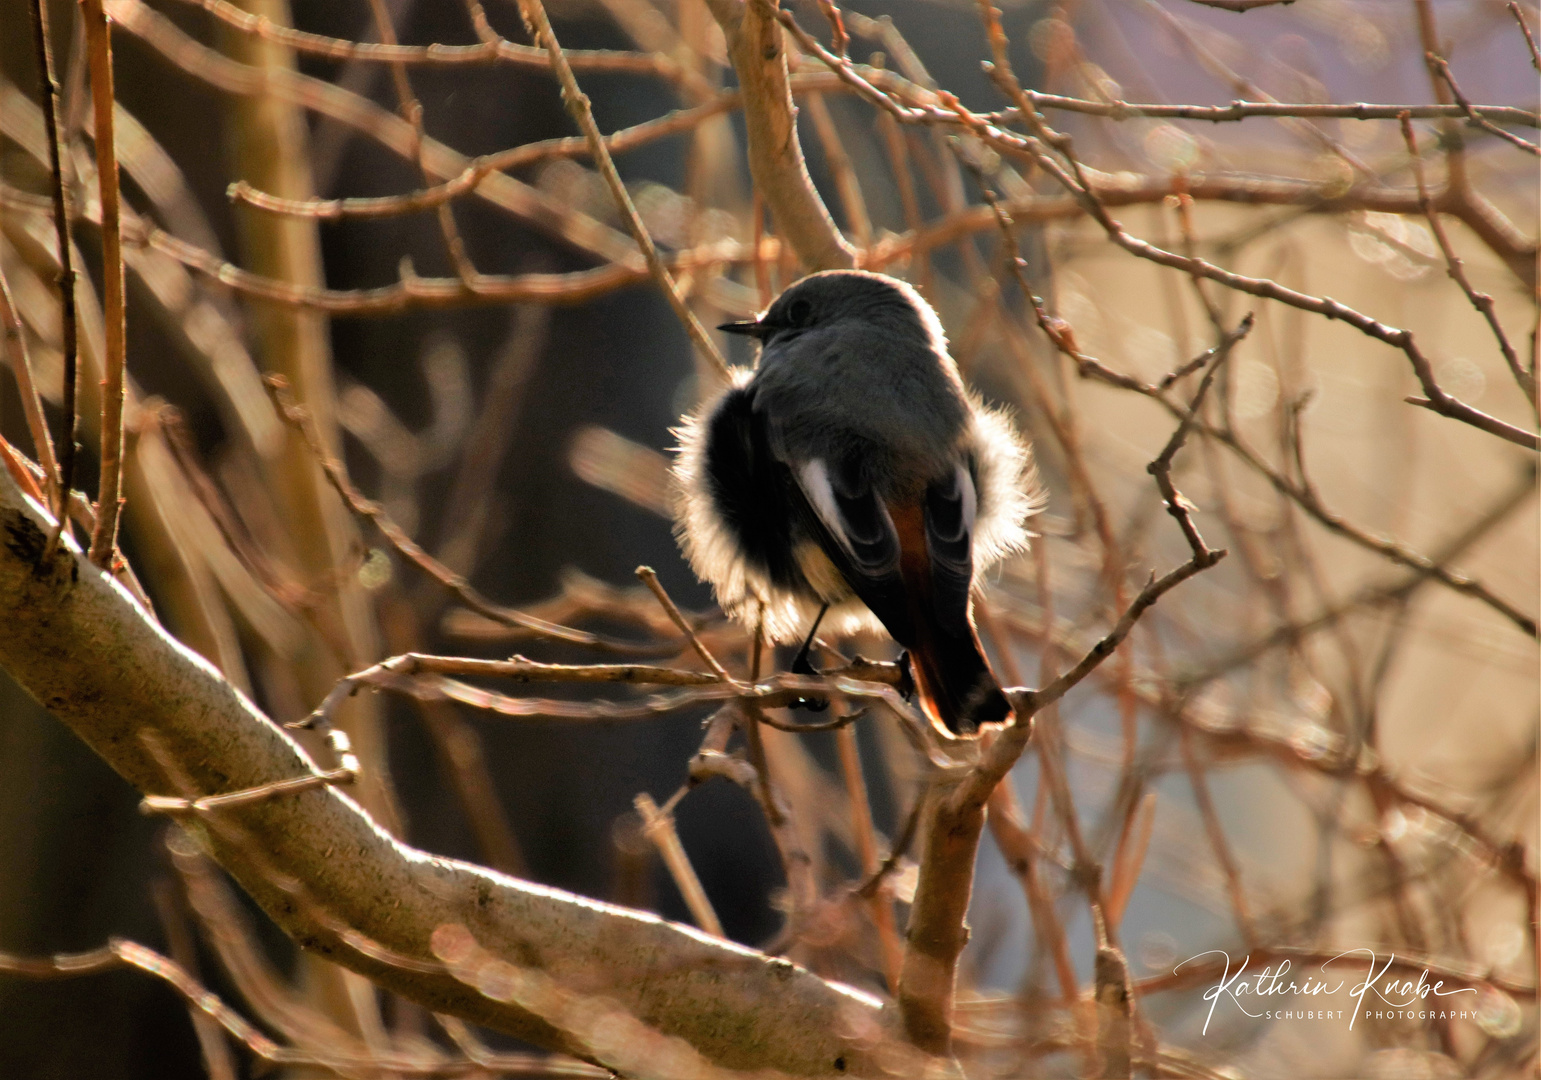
[897,651,916,702]
[789,649,829,712]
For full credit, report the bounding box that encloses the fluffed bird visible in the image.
[671,270,1043,735]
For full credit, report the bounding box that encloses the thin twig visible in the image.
[149,880,239,1080]
[1103,792,1156,927]
[783,7,1541,379]
[513,0,731,381]
[295,655,917,736]
[987,118,1537,449]
[835,722,903,990]
[634,792,725,937]
[977,314,1244,805]
[1177,728,1256,945]
[792,21,1541,128]
[635,566,734,681]
[29,0,78,555]
[82,0,127,567]
[803,92,872,251]
[142,767,358,816]
[1058,351,1539,637]
[137,221,742,314]
[1008,92,1540,125]
[0,937,601,1075]
[364,0,478,283]
[1512,2,1541,71]
[227,90,758,220]
[895,320,1237,1052]
[0,263,57,497]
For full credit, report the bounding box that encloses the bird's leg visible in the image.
[790,603,828,676]
[789,604,829,712]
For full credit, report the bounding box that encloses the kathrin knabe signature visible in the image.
[1176,948,1478,1034]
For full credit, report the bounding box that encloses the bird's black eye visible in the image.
[785,298,813,327]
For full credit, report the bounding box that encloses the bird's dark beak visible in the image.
[718,319,762,337]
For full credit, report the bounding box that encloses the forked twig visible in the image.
[512,0,732,381]
[1399,113,1534,406]
[1426,52,1541,157]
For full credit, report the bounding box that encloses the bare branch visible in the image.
[0,937,613,1076]
[162,0,680,77]
[142,766,358,816]
[635,791,726,937]
[706,0,856,271]
[0,462,923,1076]
[226,89,760,220]
[1015,90,1538,125]
[105,0,644,270]
[1512,2,1541,71]
[82,0,128,566]
[140,220,713,314]
[636,565,734,680]
[780,12,1539,290]
[894,307,1238,1052]
[27,0,79,552]
[296,652,918,734]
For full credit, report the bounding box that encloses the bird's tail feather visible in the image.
[908,627,1009,735]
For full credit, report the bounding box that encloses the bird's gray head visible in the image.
[719,270,947,354]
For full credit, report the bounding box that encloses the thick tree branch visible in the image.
[705,0,855,271]
[0,466,930,1078]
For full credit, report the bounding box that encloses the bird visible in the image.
[670,269,1043,736]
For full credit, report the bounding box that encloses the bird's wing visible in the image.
[794,451,1005,734]
[790,452,914,642]
[921,462,978,639]
[791,450,980,630]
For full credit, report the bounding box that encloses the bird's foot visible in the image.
[896,651,916,702]
[789,648,829,713]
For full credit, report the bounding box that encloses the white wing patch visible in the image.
[796,458,852,556]
[951,462,977,541]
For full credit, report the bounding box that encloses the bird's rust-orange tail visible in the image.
[888,500,1009,735]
